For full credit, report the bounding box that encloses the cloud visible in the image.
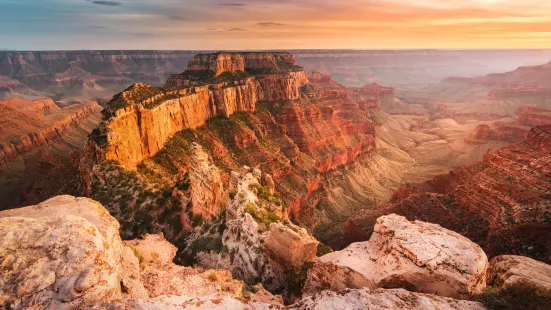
[86,1,122,7]
[257,22,286,27]
[169,15,186,21]
[227,28,249,31]
[85,25,107,29]
[219,3,246,6]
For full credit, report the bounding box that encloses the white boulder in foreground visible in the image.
[0,196,124,309]
[304,214,488,298]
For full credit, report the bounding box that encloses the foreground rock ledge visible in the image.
[304,214,488,298]
[0,196,492,309]
[0,196,273,309]
[85,288,485,310]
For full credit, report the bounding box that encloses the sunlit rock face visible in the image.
[189,142,225,221]
[87,52,308,170]
[305,214,488,299]
[222,167,318,290]
[0,196,282,309]
[488,255,551,291]
[0,196,124,309]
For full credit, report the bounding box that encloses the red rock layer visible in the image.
[186,52,297,76]
[517,106,551,127]
[465,124,528,144]
[93,70,308,170]
[0,99,100,165]
[347,126,551,263]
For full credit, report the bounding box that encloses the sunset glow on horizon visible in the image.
[2,0,551,50]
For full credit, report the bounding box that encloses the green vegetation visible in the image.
[92,161,186,243]
[473,281,551,310]
[177,69,250,85]
[229,189,238,200]
[244,202,282,231]
[207,271,219,282]
[181,236,224,266]
[276,60,302,72]
[316,242,333,257]
[285,266,307,299]
[214,70,249,84]
[300,84,315,94]
[192,214,204,227]
[130,246,144,264]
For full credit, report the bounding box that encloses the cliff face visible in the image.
[0,98,101,165]
[346,125,551,264]
[89,53,309,170]
[187,52,297,76]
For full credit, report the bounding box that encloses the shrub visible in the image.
[207,271,219,282]
[192,213,204,227]
[130,246,144,264]
[473,281,551,310]
[316,242,333,257]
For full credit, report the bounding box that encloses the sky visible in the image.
[1,0,551,50]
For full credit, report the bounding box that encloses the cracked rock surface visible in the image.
[0,196,123,309]
[304,214,488,298]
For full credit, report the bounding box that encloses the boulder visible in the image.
[0,196,124,309]
[124,233,177,265]
[293,288,486,310]
[305,214,488,298]
[123,234,245,300]
[264,222,318,267]
[0,196,280,309]
[487,255,551,290]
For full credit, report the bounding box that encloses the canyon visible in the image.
[2,195,550,309]
[2,50,551,308]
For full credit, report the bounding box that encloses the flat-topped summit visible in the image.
[166,52,304,88]
[187,52,299,76]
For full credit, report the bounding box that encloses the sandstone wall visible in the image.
[97,69,308,170]
[186,52,297,76]
[0,102,100,165]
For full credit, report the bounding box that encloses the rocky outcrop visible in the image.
[264,222,318,267]
[464,124,492,144]
[293,288,486,310]
[0,196,281,309]
[487,255,551,290]
[0,196,124,309]
[305,214,488,298]
[186,52,297,76]
[189,143,225,220]
[217,167,318,291]
[124,234,247,301]
[517,105,551,127]
[88,288,486,310]
[88,52,309,170]
[0,99,101,165]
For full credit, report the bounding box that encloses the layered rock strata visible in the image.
[88,52,309,170]
[0,98,100,165]
[185,52,298,76]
